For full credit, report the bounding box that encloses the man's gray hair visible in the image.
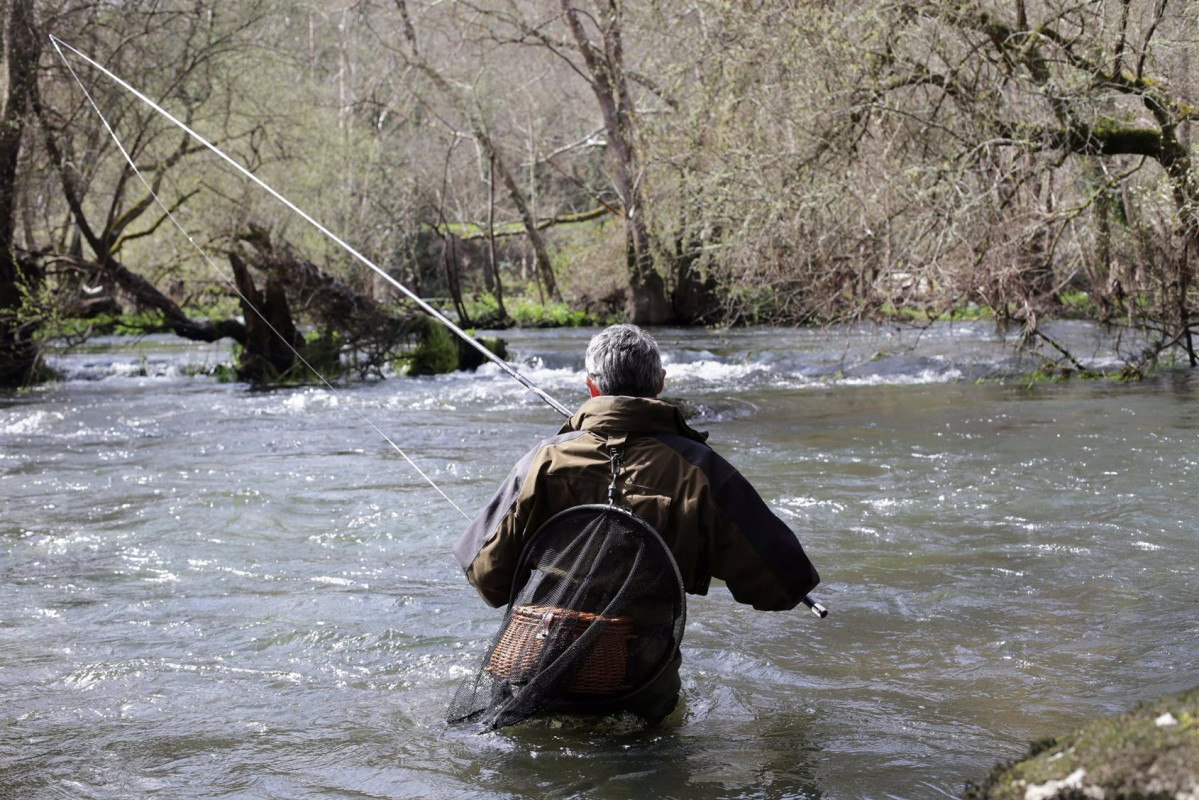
[585,324,662,397]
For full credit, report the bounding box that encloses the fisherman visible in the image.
[452,323,820,723]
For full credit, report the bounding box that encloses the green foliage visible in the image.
[1057,291,1098,319]
[877,302,993,323]
[42,311,168,340]
[460,292,505,327]
[182,295,242,322]
[507,297,602,327]
[406,315,459,375]
[464,288,614,328]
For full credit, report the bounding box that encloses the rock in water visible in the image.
[964,686,1198,800]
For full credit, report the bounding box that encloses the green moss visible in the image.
[406,315,459,375]
[456,334,508,371]
[1026,361,1102,383]
[963,687,1199,800]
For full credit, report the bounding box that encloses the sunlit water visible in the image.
[1,323,1195,799]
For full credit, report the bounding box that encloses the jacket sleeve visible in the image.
[707,465,820,611]
[651,432,819,611]
[452,450,537,607]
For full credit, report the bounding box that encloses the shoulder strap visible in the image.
[606,434,627,506]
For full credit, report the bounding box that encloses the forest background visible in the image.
[0,0,1196,386]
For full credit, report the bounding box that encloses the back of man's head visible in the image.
[585,324,662,397]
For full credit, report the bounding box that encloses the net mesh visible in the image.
[447,504,686,732]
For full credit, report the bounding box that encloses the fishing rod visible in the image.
[49,35,493,520]
[53,37,826,618]
[48,35,573,420]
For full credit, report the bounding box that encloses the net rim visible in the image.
[503,502,688,707]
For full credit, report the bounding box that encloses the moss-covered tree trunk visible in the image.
[0,0,42,387]
[228,251,305,383]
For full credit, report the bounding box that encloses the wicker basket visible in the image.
[486,604,634,695]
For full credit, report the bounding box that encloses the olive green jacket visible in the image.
[453,395,820,610]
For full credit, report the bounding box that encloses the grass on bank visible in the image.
[462,292,615,328]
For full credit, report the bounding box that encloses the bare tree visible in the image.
[555,0,669,323]
[385,0,561,311]
[845,0,1198,367]
[26,2,292,344]
[387,0,673,322]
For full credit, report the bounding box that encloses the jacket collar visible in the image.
[559,395,709,443]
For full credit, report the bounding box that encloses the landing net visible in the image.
[447,504,686,732]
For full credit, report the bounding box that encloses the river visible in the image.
[1,322,1195,799]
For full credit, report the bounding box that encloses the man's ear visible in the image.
[656,369,666,396]
[585,376,602,398]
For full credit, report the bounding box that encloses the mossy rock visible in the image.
[408,316,459,375]
[456,335,508,372]
[964,687,1198,800]
[407,317,509,375]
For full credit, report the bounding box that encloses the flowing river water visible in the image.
[1,322,1195,800]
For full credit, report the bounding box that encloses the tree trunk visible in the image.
[1158,136,1198,366]
[559,0,671,324]
[228,251,304,382]
[486,152,508,320]
[442,233,470,325]
[96,254,248,343]
[0,0,42,386]
[487,139,560,303]
[1180,236,1196,366]
[393,2,561,305]
[625,226,671,323]
[671,237,720,324]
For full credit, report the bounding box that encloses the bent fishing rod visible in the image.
[52,36,826,618]
[48,35,570,419]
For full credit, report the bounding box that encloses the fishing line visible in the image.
[50,35,481,520]
[48,35,573,420]
[51,37,827,617]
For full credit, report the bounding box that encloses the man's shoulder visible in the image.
[642,430,745,493]
[535,428,593,449]
[517,428,595,466]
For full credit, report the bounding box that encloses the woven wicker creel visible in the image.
[486,604,634,695]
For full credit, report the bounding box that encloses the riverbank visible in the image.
[965,687,1198,800]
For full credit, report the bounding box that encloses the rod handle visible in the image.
[802,596,828,618]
